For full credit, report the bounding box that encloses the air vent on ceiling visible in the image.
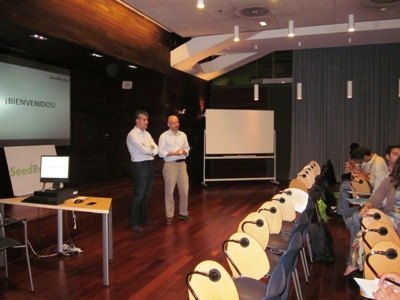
[366,0,400,5]
[237,6,270,18]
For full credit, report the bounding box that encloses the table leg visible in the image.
[102,213,110,286]
[109,208,113,261]
[57,210,63,253]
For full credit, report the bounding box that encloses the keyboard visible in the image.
[22,195,65,205]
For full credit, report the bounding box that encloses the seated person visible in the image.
[343,156,400,278]
[360,156,400,234]
[337,146,384,273]
[352,147,388,193]
[373,272,400,300]
[342,142,367,180]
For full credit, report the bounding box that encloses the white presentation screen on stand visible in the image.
[205,109,274,154]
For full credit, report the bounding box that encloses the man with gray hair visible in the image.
[126,110,158,233]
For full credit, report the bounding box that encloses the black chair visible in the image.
[233,264,286,300]
[0,212,34,292]
[268,211,312,282]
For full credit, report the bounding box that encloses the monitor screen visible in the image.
[40,155,70,185]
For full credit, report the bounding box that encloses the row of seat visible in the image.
[359,208,400,280]
[186,186,315,300]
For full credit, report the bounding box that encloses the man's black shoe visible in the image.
[129,225,144,233]
[178,214,192,222]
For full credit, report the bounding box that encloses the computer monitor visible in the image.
[40,155,70,190]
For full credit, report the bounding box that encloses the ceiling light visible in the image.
[347,80,353,99]
[288,20,294,37]
[197,0,204,9]
[348,14,355,32]
[90,53,103,58]
[127,64,137,69]
[296,82,302,100]
[234,25,240,42]
[30,34,48,41]
[260,21,267,26]
[254,84,259,101]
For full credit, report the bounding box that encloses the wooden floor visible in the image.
[0,176,364,299]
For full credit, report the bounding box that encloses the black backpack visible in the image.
[308,221,335,263]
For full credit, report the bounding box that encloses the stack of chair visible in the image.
[291,161,321,192]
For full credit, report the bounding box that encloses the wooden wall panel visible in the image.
[0,0,171,73]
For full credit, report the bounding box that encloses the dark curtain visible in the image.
[290,43,400,180]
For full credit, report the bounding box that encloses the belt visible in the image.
[131,160,153,164]
[169,159,185,163]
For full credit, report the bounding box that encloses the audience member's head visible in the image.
[350,143,359,150]
[349,142,360,155]
[385,144,400,171]
[350,147,371,162]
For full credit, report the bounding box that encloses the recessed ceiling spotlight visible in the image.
[127,64,138,69]
[30,34,48,41]
[197,0,204,9]
[380,7,386,12]
[260,21,267,26]
[90,53,103,58]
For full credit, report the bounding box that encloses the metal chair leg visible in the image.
[23,221,34,292]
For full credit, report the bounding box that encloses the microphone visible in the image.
[272,197,286,204]
[258,207,277,214]
[362,226,389,249]
[367,212,382,220]
[255,219,264,227]
[186,268,222,300]
[365,248,398,277]
[239,237,250,247]
[278,190,292,196]
[222,237,250,276]
[361,213,382,230]
[353,178,364,184]
[364,226,388,235]
[373,227,388,236]
[240,219,264,232]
